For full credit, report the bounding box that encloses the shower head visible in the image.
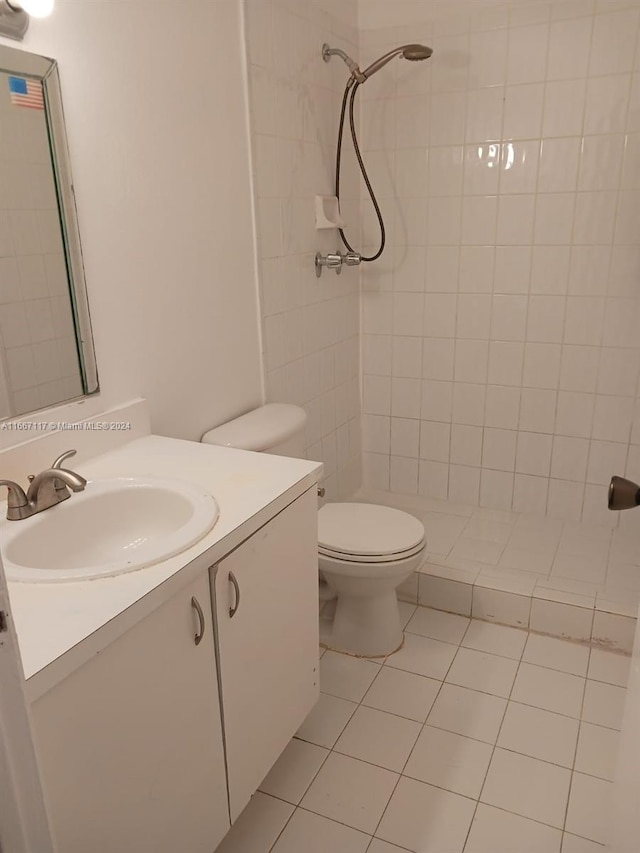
[402,44,434,62]
[362,44,433,79]
[322,43,433,84]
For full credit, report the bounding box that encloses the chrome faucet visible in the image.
[0,450,87,520]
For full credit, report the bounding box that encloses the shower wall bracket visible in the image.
[315,251,361,278]
[315,195,345,229]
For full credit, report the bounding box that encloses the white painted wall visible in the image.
[0,0,264,443]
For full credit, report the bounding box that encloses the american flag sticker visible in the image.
[8,76,44,110]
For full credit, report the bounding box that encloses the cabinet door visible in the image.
[214,488,319,821]
[31,571,230,853]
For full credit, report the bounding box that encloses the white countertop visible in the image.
[4,434,321,691]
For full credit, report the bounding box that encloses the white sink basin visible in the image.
[1,477,219,583]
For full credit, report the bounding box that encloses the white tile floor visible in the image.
[353,488,640,616]
[215,606,630,853]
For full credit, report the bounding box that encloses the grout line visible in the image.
[460,615,527,852]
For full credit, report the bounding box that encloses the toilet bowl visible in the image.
[202,404,426,657]
[318,502,425,656]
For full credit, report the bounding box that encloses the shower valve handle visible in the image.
[314,252,343,277]
[341,251,362,267]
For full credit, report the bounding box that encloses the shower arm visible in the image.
[322,44,366,84]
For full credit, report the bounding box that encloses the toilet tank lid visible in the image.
[201,404,307,452]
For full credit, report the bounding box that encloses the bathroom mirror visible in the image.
[0,44,98,420]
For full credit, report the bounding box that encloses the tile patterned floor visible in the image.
[353,488,640,619]
[215,607,630,853]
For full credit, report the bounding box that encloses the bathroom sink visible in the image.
[1,477,219,583]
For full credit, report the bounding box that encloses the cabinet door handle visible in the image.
[191,596,205,646]
[229,572,240,618]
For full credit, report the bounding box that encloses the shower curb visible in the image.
[398,562,636,654]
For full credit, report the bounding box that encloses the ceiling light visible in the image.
[11,0,54,17]
[0,0,54,40]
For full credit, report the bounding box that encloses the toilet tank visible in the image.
[201,404,307,458]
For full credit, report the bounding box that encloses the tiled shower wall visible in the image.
[244,0,362,499]
[0,72,82,419]
[359,0,640,526]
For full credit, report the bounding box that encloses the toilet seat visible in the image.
[318,503,425,563]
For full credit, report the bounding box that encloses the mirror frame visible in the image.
[0,44,99,412]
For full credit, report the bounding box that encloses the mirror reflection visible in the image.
[0,46,98,419]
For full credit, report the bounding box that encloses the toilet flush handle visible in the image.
[317,486,326,498]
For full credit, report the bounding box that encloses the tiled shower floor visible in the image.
[346,489,640,652]
[353,488,640,614]
[215,608,630,853]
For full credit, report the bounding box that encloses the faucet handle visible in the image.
[0,480,29,519]
[52,449,77,469]
[0,480,28,506]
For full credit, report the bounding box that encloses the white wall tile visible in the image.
[534,194,575,245]
[488,341,524,386]
[530,245,570,294]
[465,143,501,196]
[480,468,514,510]
[513,472,549,514]
[426,246,459,292]
[457,294,492,339]
[547,16,593,81]
[455,339,489,384]
[469,29,509,89]
[585,75,631,136]
[486,385,521,430]
[559,346,600,393]
[392,377,422,419]
[483,428,517,472]
[589,9,640,77]
[357,0,640,522]
[497,195,536,245]
[520,388,557,434]
[542,79,587,137]
[523,343,561,389]
[420,421,451,462]
[418,460,449,499]
[466,88,504,143]
[451,424,483,467]
[422,338,455,380]
[551,436,590,482]
[516,432,553,477]
[428,146,464,196]
[538,138,581,193]
[494,246,531,293]
[452,383,486,426]
[503,83,545,139]
[461,196,498,246]
[500,140,540,195]
[508,24,550,85]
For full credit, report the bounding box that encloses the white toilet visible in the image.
[202,404,426,658]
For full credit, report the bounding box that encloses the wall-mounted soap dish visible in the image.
[315,195,345,229]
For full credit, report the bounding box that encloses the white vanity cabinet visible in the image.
[212,486,320,820]
[30,569,230,853]
[28,485,320,851]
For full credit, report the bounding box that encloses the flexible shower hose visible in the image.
[335,80,386,262]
